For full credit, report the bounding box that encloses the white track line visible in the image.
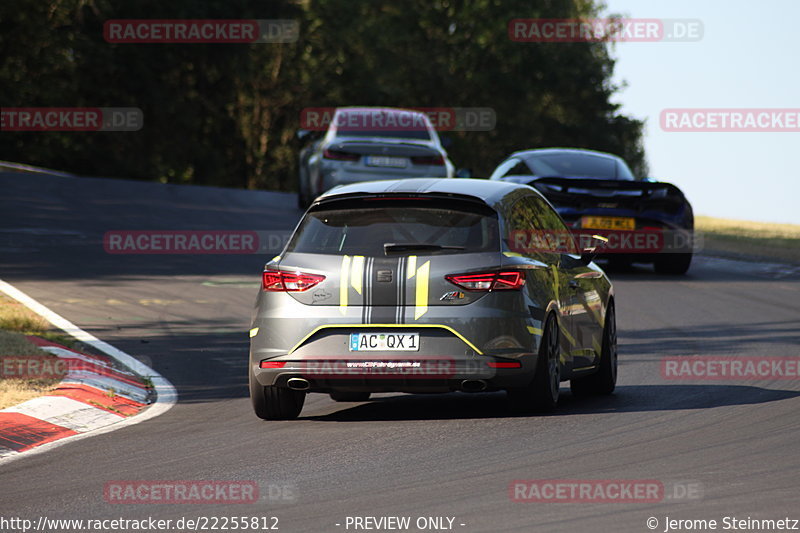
[0,279,177,465]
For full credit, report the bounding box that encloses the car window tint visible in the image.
[333,111,432,141]
[505,161,532,176]
[287,201,500,256]
[524,152,620,179]
[616,160,636,180]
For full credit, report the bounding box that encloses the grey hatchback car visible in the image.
[249,178,617,419]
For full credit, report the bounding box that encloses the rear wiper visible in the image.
[383,243,465,254]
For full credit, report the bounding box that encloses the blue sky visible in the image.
[602,0,798,224]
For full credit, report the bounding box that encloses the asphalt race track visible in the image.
[1,171,799,532]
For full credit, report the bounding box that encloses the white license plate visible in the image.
[349,332,419,351]
[365,156,408,168]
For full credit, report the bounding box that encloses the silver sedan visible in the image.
[296,107,455,208]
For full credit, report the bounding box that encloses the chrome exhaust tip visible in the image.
[286,377,311,391]
[460,379,487,392]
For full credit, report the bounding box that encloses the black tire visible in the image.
[570,301,617,396]
[249,371,305,420]
[654,252,692,275]
[507,314,561,413]
[329,391,371,402]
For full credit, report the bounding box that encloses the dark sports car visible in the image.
[249,178,617,419]
[490,148,694,274]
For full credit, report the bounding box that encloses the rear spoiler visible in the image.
[530,177,684,198]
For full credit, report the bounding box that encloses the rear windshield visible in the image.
[335,129,432,141]
[524,152,633,180]
[286,199,500,256]
[334,112,432,141]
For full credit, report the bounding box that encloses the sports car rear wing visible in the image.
[530,177,687,212]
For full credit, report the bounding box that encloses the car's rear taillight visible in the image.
[262,269,325,292]
[410,154,445,166]
[445,270,525,291]
[487,361,522,368]
[323,149,360,161]
[260,361,287,368]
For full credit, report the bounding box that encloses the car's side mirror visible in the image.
[580,234,609,265]
[456,168,472,179]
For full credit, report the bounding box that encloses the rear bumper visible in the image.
[250,319,540,393]
[250,277,552,393]
[251,356,535,393]
[320,166,449,193]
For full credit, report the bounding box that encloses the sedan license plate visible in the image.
[581,216,635,231]
[365,156,408,168]
[349,332,419,351]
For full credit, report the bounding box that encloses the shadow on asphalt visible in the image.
[302,384,800,422]
[600,258,800,283]
[620,319,800,355]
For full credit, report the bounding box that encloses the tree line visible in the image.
[0,0,647,191]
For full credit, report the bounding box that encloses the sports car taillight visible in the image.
[323,149,360,161]
[262,269,325,292]
[410,154,445,166]
[445,270,525,291]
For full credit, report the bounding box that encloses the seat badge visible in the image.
[440,291,465,301]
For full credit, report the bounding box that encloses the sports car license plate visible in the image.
[365,156,408,168]
[581,216,635,231]
[349,332,419,351]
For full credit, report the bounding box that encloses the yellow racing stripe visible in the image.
[414,260,430,320]
[350,255,364,295]
[407,255,417,279]
[526,325,543,336]
[287,324,484,355]
[340,255,351,315]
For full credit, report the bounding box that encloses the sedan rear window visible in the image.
[286,200,500,256]
[333,111,432,141]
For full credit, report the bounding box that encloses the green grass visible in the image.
[0,294,79,348]
[0,329,61,409]
[0,295,66,408]
[696,216,800,264]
